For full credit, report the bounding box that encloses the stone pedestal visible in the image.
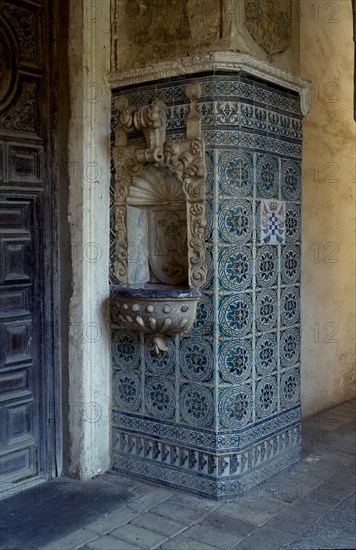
[110,57,310,499]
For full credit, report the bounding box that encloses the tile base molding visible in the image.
[107,52,311,116]
[112,426,301,500]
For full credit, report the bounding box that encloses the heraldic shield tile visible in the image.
[261,199,286,244]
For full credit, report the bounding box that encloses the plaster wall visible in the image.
[300,0,356,417]
[111,0,300,75]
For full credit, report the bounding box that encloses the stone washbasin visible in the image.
[112,284,200,354]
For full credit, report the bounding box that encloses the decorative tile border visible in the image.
[112,424,300,499]
[112,406,300,452]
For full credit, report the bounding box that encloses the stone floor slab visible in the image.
[165,492,220,512]
[222,502,275,526]
[264,501,330,535]
[286,534,356,550]
[150,500,211,524]
[110,523,167,548]
[249,524,298,546]
[233,533,291,550]
[286,491,356,549]
[184,523,244,548]
[39,529,96,550]
[305,478,355,506]
[85,535,141,549]
[128,489,172,513]
[158,534,217,549]
[83,505,140,535]
[197,510,256,537]
[130,512,185,537]
[236,492,288,514]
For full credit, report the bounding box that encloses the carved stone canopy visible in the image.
[112,84,207,291]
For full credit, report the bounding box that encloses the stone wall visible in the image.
[111,0,300,75]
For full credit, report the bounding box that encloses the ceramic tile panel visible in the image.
[110,72,303,499]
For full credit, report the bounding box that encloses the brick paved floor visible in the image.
[1,398,355,550]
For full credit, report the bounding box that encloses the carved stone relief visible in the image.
[112,84,207,350]
[0,81,37,133]
[149,207,188,286]
[0,17,18,112]
[0,3,39,133]
[2,3,37,64]
[244,0,292,56]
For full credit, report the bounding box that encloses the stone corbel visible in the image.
[114,96,166,162]
[185,83,202,139]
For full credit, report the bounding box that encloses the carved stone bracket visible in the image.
[115,96,167,162]
[112,84,207,290]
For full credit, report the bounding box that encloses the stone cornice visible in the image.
[107,51,312,116]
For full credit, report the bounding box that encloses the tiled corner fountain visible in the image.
[109,54,310,499]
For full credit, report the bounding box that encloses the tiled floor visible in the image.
[1,399,355,550]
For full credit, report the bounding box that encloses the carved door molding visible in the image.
[0,0,59,491]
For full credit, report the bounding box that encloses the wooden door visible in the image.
[0,0,57,491]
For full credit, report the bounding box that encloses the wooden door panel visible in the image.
[0,445,37,482]
[0,368,31,402]
[8,143,44,184]
[0,196,38,484]
[0,0,56,488]
[6,400,35,444]
[1,320,33,366]
[0,286,31,318]
[0,237,32,283]
[0,202,32,232]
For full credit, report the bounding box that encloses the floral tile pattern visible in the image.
[219,339,253,383]
[179,338,214,382]
[144,376,176,420]
[180,383,215,428]
[218,385,253,429]
[110,72,303,499]
[219,245,253,291]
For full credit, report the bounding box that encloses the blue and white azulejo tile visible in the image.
[219,245,253,291]
[219,199,253,243]
[219,338,253,383]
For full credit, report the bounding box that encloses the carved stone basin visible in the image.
[112,284,200,354]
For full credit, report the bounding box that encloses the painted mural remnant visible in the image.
[245,0,292,55]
